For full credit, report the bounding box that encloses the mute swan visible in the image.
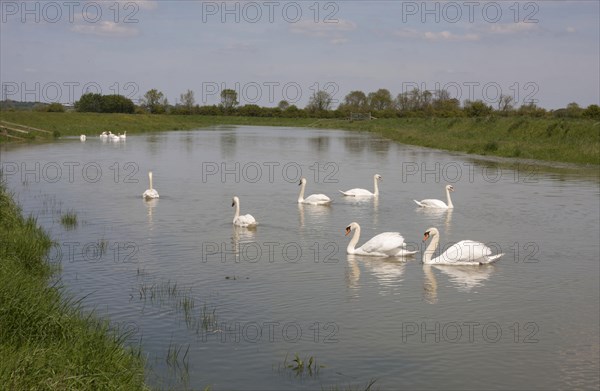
[422,227,503,265]
[99,131,108,139]
[298,177,332,205]
[119,131,127,140]
[414,184,454,209]
[339,174,382,197]
[232,196,257,227]
[80,135,86,141]
[109,132,121,142]
[345,222,417,257]
[142,171,159,199]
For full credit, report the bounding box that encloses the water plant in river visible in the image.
[60,210,78,229]
[281,353,324,377]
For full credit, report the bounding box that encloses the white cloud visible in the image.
[487,22,539,35]
[71,21,139,37]
[289,19,357,44]
[394,28,480,42]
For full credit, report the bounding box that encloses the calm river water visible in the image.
[1,126,599,390]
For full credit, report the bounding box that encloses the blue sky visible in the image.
[1,1,598,109]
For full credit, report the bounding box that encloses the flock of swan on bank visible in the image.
[141,171,504,266]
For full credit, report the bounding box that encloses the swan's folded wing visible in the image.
[440,240,490,264]
[305,194,331,203]
[417,198,447,208]
[341,188,373,197]
[361,232,405,255]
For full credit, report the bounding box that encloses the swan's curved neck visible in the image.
[148,173,153,190]
[373,176,379,196]
[298,182,306,202]
[423,234,440,264]
[446,188,454,208]
[233,201,240,220]
[347,226,361,255]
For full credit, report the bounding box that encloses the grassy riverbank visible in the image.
[0,182,147,390]
[1,111,598,165]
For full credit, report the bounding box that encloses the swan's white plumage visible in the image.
[340,174,382,197]
[298,178,331,205]
[119,131,127,140]
[80,135,86,141]
[422,227,503,265]
[414,185,454,209]
[142,171,159,199]
[345,222,416,257]
[232,196,257,227]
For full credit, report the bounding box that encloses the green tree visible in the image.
[464,100,493,117]
[75,93,103,112]
[180,89,195,114]
[306,90,333,112]
[368,89,393,111]
[277,100,290,110]
[583,104,600,119]
[340,90,368,111]
[141,89,168,114]
[220,89,238,111]
[101,95,135,113]
[565,102,583,118]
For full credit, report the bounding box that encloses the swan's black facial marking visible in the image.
[423,231,430,241]
[298,180,302,186]
[231,202,235,207]
[345,226,352,236]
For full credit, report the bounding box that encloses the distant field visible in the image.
[1,112,598,165]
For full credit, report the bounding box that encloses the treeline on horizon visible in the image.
[2,87,599,119]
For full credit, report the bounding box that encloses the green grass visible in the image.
[0,181,148,390]
[1,111,599,165]
[60,210,78,229]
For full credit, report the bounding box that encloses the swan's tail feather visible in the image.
[481,253,504,264]
[339,190,348,196]
[414,200,424,207]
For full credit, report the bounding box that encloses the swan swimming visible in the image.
[339,174,382,197]
[99,131,108,139]
[80,135,86,142]
[232,196,257,227]
[414,184,454,209]
[422,227,503,265]
[345,222,417,257]
[298,177,332,205]
[142,171,159,199]
[119,131,127,140]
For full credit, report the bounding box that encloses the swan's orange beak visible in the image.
[423,232,430,242]
[345,227,351,236]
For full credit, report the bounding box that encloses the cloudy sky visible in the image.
[1,0,598,109]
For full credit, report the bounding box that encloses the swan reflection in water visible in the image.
[143,198,158,226]
[422,264,496,304]
[346,254,408,295]
[297,202,331,229]
[231,225,257,261]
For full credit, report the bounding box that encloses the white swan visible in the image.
[99,131,108,139]
[80,134,86,142]
[298,177,332,205]
[339,174,382,197]
[414,184,454,208]
[232,196,257,227]
[345,222,417,257]
[119,131,127,140]
[142,171,159,199]
[109,132,121,142]
[422,227,503,265]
